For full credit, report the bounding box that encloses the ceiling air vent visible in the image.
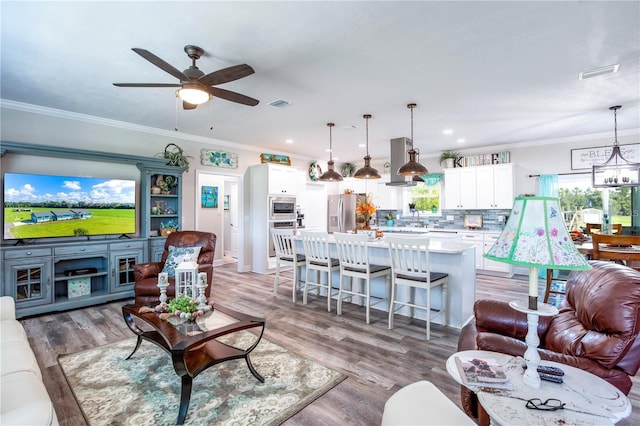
[268,99,291,108]
[579,64,619,80]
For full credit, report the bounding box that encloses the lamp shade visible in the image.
[484,196,590,271]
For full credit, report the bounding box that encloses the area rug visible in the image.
[58,332,346,425]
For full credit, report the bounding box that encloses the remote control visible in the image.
[537,365,564,376]
[539,373,563,384]
[522,364,565,376]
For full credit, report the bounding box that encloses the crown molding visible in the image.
[0,99,315,161]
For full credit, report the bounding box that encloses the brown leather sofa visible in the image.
[133,231,217,305]
[458,261,640,421]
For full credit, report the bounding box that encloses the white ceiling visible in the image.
[1,1,639,163]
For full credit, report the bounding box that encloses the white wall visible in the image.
[2,104,639,246]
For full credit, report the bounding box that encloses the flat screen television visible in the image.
[3,172,136,240]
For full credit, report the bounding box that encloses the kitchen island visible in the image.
[294,233,476,329]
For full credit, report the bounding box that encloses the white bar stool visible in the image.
[270,228,305,303]
[334,232,390,324]
[300,230,340,312]
[386,235,448,340]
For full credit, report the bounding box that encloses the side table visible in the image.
[447,350,631,425]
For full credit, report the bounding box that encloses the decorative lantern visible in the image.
[175,257,199,300]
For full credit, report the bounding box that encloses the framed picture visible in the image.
[571,143,640,170]
[200,149,238,168]
[201,186,218,208]
[224,194,230,210]
[464,214,483,229]
[260,153,291,165]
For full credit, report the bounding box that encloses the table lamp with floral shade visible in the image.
[484,195,591,388]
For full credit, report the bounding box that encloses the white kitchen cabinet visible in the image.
[267,164,298,195]
[338,177,377,196]
[476,164,514,209]
[444,167,477,209]
[460,231,512,276]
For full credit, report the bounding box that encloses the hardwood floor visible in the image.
[21,264,640,425]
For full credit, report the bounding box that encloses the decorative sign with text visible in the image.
[571,144,640,170]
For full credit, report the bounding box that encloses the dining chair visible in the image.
[386,234,448,340]
[270,228,305,303]
[299,230,340,312]
[591,234,640,271]
[333,232,391,324]
[586,223,622,235]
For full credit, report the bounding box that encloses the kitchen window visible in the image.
[404,180,442,215]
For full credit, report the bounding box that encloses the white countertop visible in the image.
[296,233,475,254]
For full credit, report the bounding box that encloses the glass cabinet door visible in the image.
[110,251,142,292]
[5,259,52,307]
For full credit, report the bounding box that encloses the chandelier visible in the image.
[592,105,640,187]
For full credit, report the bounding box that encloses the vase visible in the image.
[386,219,394,227]
[362,223,371,230]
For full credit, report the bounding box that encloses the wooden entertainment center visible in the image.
[0,142,186,318]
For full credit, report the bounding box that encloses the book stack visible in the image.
[455,356,511,389]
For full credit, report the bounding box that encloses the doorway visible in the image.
[195,171,242,272]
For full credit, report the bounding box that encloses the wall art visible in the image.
[200,149,238,168]
[201,186,218,208]
[571,143,640,170]
[260,153,291,166]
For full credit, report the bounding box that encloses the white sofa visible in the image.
[1,296,59,425]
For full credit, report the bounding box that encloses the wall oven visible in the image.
[269,220,297,257]
[269,196,296,220]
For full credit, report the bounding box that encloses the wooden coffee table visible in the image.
[122,304,266,425]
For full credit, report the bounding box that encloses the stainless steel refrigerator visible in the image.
[327,193,366,233]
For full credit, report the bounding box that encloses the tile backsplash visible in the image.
[375,209,510,231]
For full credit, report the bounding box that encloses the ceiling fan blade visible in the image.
[183,101,197,110]
[198,64,255,86]
[207,86,259,106]
[113,83,181,87]
[131,48,188,81]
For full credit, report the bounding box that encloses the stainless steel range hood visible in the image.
[386,137,417,187]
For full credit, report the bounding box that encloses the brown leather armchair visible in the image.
[134,231,217,305]
[458,261,640,421]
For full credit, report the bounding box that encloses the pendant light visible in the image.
[592,105,640,187]
[354,114,381,179]
[398,103,429,176]
[318,122,343,181]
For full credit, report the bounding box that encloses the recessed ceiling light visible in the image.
[457,138,466,143]
[285,139,293,144]
[340,125,356,130]
[358,143,366,148]
[579,64,619,80]
[443,129,453,135]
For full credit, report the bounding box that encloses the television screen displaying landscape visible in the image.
[3,172,136,240]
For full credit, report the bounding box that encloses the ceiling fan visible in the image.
[113,45,259,110]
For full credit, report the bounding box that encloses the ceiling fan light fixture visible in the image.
[398,103,429,176]
[354,114,381,180]
[178,83,210,105]
[319,122,343,182]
